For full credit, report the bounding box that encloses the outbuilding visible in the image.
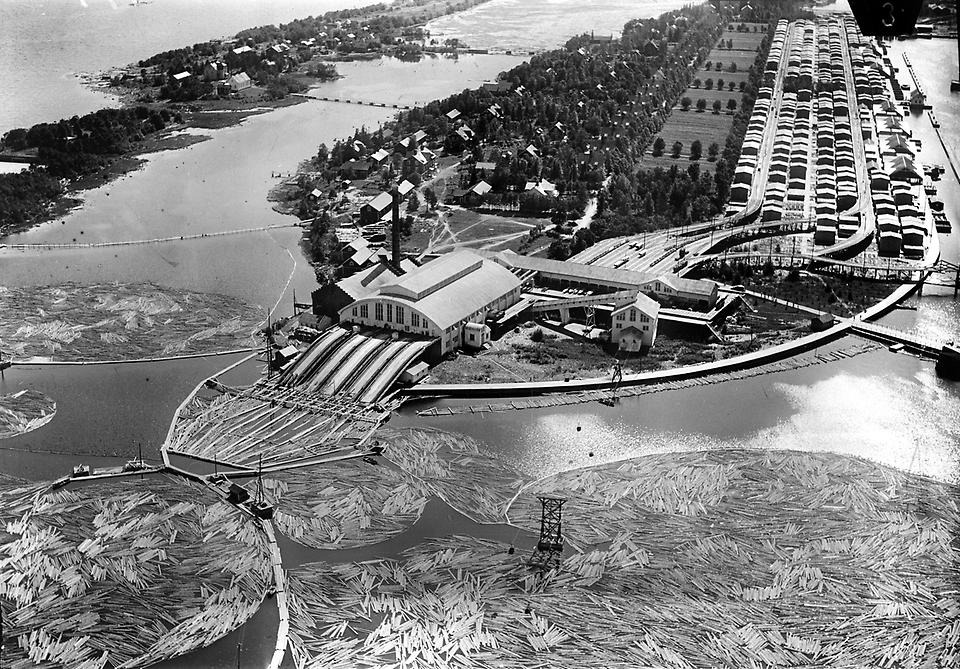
[611,293,660,351]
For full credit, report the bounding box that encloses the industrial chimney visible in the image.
[390,188,403,272]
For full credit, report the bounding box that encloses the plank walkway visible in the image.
[263,521,289,669]
[417,342,881,416]
[292,92,413,110]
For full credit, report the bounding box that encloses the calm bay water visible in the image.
[0,0,372,135]
[426,0,689,52]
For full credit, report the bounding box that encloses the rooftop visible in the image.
[494,252,653,287]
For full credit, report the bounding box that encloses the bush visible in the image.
[530,327,545,343]
[671,141,683,158]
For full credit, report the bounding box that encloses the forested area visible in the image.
[321,4,724,206]
[0,107,179,231]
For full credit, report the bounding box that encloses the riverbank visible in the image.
[0,97,311,238]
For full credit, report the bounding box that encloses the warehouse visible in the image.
[339,250,521,357]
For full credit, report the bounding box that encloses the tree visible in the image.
[315,143,329,167]
[705,78,713,90]
[423,187,438,208]
[407,191,420,213]
[680,96,692,111]
[652,137,666,157]
[729,62,737,73]
[671,141,683,158]
[708,141,720,161]
[690,140,702,160]
[696,98,707,112]
[715,61,723,71]
[712,99,722,114]
[705,60,712,71]
[728,81,736,91]
[727,38,733,49]
[739,80,746,91]
[717,78,724,90]
[693,77,701,88]
[727,98,738,112]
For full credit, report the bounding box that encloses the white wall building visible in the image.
[339,250,521,356]
[640,276,719,309]
[611,293,660,351]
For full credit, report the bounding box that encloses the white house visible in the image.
[228,72,252,92]
[611,293,660,351]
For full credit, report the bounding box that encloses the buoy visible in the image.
[576,425,581,432]
[508,546,514,555]
[589,451,594,457]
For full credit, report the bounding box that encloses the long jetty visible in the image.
[2,223,298,251]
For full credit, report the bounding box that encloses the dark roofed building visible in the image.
[360,191,394,225]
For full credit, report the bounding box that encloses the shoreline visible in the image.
[0,97,308,240]
[0,0,496,240]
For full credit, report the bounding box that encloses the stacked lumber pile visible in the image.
[0,389,56,439]
[286,449,959,668]
[0,283,260,361]
[0,474,271,669]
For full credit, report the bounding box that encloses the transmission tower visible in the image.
[529,497,565,570]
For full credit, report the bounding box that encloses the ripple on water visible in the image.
[515,372,960,484]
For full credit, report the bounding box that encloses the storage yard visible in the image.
[0,474,272,669]
[284,449,960,669]
[262,428,522,549]
[0,283,262,362]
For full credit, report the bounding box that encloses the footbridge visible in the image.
[292,92,413,110]
[278,326,430,404]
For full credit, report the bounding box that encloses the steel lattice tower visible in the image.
[529,497,565,569]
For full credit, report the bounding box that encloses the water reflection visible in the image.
[507,367,960,484]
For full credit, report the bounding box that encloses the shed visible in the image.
[399,361,430,384]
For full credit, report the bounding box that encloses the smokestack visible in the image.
[391,188,402,271]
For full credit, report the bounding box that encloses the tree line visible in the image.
[0,107,179,231]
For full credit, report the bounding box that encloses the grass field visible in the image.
[403,206,539,255]
[644,27,764,172]
[642,111,734,170]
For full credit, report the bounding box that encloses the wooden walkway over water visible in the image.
[292,92,413,110]
[849,320,946,358]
